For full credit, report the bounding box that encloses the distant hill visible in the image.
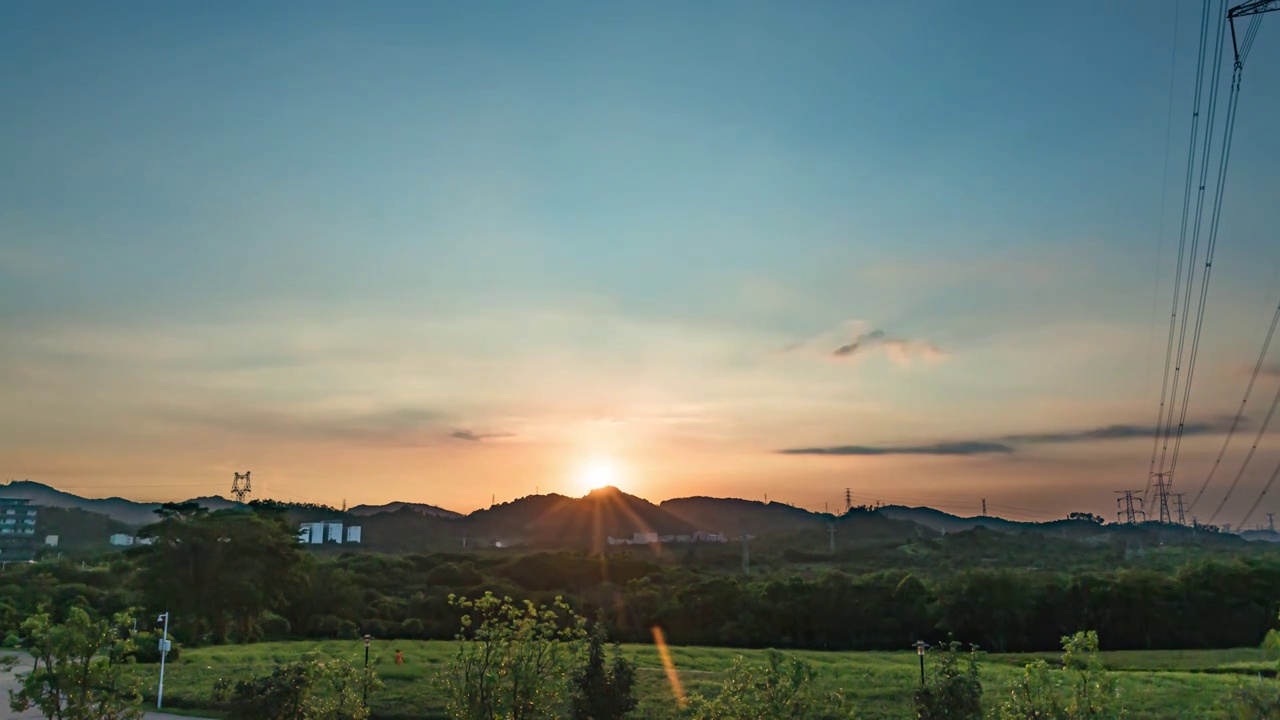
[0,480,239,526]
[348,501,461,519]
[36,506,134,552]
[465,487,695,549]
[661,496,827,536]
[876,505,1026,534]
[1239,528,1280,543]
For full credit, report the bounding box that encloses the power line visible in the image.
[1145,0,1183,399]
[1209,379,1280,523]
[1155,0,1229,491]
[1165,3,1248,485]
[1239,456,1280,529]
[1148,0,1216,503]
[1190,297,1280,510]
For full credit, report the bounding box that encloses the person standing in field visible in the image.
[395,649,404,665]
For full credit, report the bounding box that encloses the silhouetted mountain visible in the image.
[36,507,134,552]
[348,501,462,519]
[0,480,239,526]
[464,487,695,549]
[661,496,827,536]
[876,505,1025,534]
[1240,528,1280,542]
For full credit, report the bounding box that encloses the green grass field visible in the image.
[135,641,1279,719]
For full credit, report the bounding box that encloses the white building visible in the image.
[44,535,58,547]
[631,532,659,545]
[345,526,362,543]
[109,534,134,547]
[326,522,344,543]
[298,522,326,545]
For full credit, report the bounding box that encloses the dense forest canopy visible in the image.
[2,504,1278,655]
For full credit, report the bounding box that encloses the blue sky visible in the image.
[2,1,1279,520]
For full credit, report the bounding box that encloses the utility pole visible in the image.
[844,488,852,512]
[363,635,372,707]
[230,471,252,503]
[828,523,836,554]
[1115,490,1145,524]
[741,533,750,574]
[156,612,171,708]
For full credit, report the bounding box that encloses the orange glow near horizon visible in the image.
[574,456,625,494]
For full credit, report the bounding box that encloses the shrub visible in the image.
[912,641,982,720]
[570,624,636,720]
[1221,679,1280,720]
[688,649,853,719]
[439,592,587,720]
[996,631,1124,720]
[128,631,181,664]
[212,652,380,720]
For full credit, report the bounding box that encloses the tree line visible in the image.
[1,505,1278,654]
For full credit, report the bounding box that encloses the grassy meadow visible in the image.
[133,640,1280,719]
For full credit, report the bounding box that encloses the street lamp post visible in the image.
[363,634,372,706]
[157,612,171,708]
[913,640,929,687]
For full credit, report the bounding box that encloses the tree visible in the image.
[997,631,1124,720]
[212,653,378,720]
[688,649,852,720]
[6,607,144,720]
[136,508,305,642]
[440,592,588,720]
[1067,513,1105,525]
[912,641,983,720]
[570,623,636,720]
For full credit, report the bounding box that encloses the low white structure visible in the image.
[44,535,58,547]
[109,534,134,547]
[607,530,728,546]
[298,522,363,545]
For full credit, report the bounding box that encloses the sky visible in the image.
[2,1,1280,523]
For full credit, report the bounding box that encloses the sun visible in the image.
[575,457,624,494]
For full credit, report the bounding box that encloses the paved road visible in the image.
[0,652,204,720]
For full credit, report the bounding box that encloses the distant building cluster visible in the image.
[298,521,362,545]
[607,530,727,546]
[0,498,38,561]
[109,534,155,547]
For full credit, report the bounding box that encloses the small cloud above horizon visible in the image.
[449,429,515,442]
[786,323,946,366]
[779,418,1243,456]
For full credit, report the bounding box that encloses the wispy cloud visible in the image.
[449,429,514,442]
[781,441,1012,456]
[801,324,946,365]
[832,329,886,357]
[779,418,1241,456]
[166,406,447,447]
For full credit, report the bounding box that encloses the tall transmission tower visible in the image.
[1116,490,1146,524]
[981,498,987,516]
[1150,472,1174,524]
[1268,513,1276,532]
[1173,492,1188,526]
[844,488,852,512]
[230,471,252,503]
